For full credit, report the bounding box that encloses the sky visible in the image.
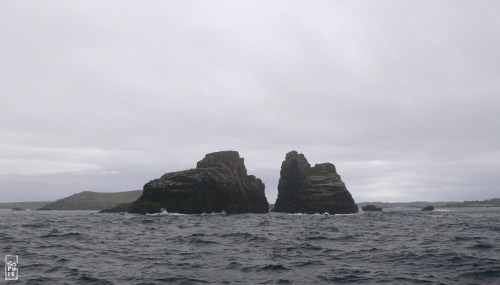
[0,0,499,203]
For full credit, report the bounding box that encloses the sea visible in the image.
[1,208,499,284]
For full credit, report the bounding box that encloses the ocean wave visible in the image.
[1,208,499,284]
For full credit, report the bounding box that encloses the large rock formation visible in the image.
[103,151,269,214]
[272,151,358,214]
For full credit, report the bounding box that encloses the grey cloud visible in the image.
[1,0,499,203]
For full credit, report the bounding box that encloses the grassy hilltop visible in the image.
[38,190,142,211]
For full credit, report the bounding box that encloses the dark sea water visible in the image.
[1,208,499,284]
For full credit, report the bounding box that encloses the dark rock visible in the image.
[103,151,269,214]
[272,151,358,214]
[11,207,26,211]
[421,205,435,211]
[99,202,133,213]
[362,205,383,212]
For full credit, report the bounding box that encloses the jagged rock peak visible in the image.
[311,163,337,174]
[280,150,310,176]
[196,150,247,176]
[282,151,337,174]
[284,150,309,165]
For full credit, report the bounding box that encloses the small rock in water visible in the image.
[11,207,26,211]
[362,205,383,212]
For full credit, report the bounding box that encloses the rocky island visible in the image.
[272,151,358,214]
[362,204,383,212]
[102,151,269,214]
[421,205,435,211]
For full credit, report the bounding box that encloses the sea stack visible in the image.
[272,151,358,214]
[104,151,269,214]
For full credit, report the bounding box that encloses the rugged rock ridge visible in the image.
[104,151,269,214]
[272,151,358,214]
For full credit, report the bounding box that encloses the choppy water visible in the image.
[1,208,500,284]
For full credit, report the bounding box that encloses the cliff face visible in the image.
[272,151,358,214]
[106,151,269,214]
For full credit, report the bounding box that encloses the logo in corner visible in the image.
[5,255,18,281]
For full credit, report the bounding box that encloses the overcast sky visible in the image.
[1,1,499,203]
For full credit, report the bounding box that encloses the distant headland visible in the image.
[0,191,141,211]
[38,190,142,211]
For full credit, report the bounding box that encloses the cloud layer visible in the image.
[1,1,499,202]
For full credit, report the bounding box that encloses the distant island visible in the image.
[357,198,500,209]
[37,190,142,210]
[442,198,500,208]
